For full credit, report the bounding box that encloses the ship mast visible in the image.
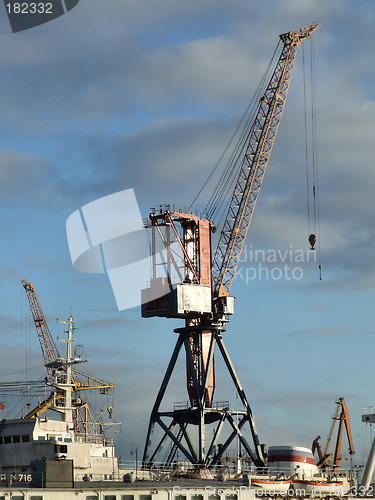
[47,315,83,427]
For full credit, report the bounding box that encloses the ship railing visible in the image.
[74,433,114,446]
[54,373,69,385]
[174,400,230,410]
[211,400,230,410]
[113,461,362,484]
[362,406,375,415]
[251,466,360,479]
[75,460,359,491]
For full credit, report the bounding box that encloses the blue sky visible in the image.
[1,0,375,465]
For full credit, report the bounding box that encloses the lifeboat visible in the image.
[251,478,291,495]
[292,479,344,497]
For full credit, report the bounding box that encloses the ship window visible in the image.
[192,496,204,500]
[226,496,238,500]
[64,437,72,442]
[174,496,186,500]
[209,496,221,500]
[3,436,11,444]
[38,435,46,440]
[22,434,30,442]
[54,444,68,453]
[86,496,98,500]
[13,435,21,443]
[140,496,152,500]
[104,496,116,500]
[122,496,134,500]
[30,497,43,500]
[0,437,3,444]
[12,496,24,500]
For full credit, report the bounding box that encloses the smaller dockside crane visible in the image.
[313,397,355,474]
[21,279,115,441]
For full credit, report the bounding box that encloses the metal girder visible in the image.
[209,412,255,467]
[148,419,177,465]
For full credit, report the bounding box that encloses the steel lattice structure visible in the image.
[212,25,320,299]
[21,279,59,382]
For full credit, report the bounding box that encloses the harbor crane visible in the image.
[312,397,355,474]
[141,24,320,469]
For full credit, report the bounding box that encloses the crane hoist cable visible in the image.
[206,41,283,224]
[303,37,322,279]
[189,39,283,227]
[303,44,311,238]
[311,37,323,280]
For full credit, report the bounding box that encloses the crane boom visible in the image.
[21,279,59,382]
[332,398,355,474]
[212,24,320,298]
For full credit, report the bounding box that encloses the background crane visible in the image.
[312,397,355,474]
[141,24,320,469]
[21,279,115,441]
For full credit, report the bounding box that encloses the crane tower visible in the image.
[141,24,320,469]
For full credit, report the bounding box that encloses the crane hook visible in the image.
[308,233,317,250]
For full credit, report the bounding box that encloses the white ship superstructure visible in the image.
[0,315,119,482]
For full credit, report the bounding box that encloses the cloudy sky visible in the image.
[1,0,375,466]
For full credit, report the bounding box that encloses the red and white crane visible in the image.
[141,24,320,469]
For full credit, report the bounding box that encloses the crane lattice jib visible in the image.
[21,279,59,382]
[212,24,320,298]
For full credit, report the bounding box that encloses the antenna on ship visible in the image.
[45,314,85,426]
[21,279,115,442]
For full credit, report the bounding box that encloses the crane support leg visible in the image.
[215,333,264,465]
[142,333,185,465]
[142,326,265,468]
